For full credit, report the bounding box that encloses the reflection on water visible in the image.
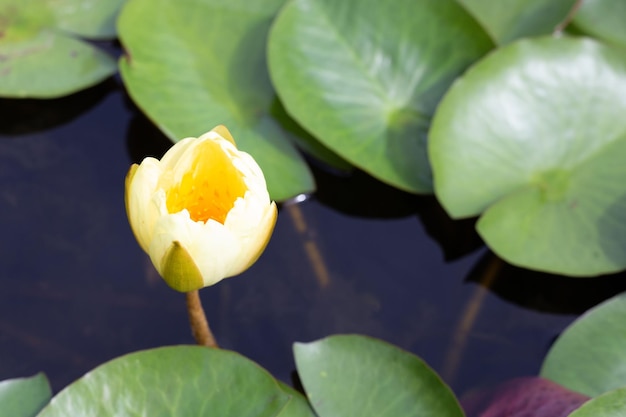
[1,82,625,397]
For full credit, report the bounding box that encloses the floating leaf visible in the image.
[0,0,120,98]
[294,334,463,417]
[461,377,589,417]
[118,0,315,201]
[268,0,493,193]
[37,346,291,417]
[47,0,126,39]
[541,292,626,397]
[270,99,353,173]
[456,0,577,44]
[277,383,317,417]
[0,373,51,417]
[429,36,626,276]
[572,0,626,49]
[567,387,626,416]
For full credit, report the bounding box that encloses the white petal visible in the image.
[148,211,244,287]
[127,158,163,252]
[227,201,278,276]
[159,136,201,169]
[233,150,267,186]
[156,136,207,190]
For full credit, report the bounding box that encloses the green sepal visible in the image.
[160,241,205,292]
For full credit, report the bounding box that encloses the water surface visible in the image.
[1,81,625,398]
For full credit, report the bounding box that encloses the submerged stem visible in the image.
[186,290,219,348]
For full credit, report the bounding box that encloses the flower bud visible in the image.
[125,125,277,292]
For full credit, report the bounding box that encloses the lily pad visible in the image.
[567,387,626,416]
[294,334,464,417]
[541,292,626,397]
[457,0,577,44]
[37,346,292,417]
[572,0,626,48]
[429,36,626,276]
[268,0,493,193]
[118,0,315,201]
[0,0,120,98]
[277,383,317,417]
[0,373,51,417]
[461,377,589,417]
[48,0,125,39]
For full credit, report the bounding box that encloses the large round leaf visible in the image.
[457,0,577,44]
[429,36,626,276]
[277,383,317,417]
[294,335,463,417]
[0,373,51,417]
[37,346,292,416]
[118,0,315,201]
[0,0,119,98]
[268,0,493,193]
[567,388,626,416]
[572,0,626,49]
[541,292,626,397]
[47,0,126,39]
[461,377,589,417]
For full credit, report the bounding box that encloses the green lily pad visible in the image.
[572,0,626,48]
[277,383,317,417]
[541,292,626,397]
[0,0,120,98]
[37,346,292,416]
[47,0,126,39]
[270,99,353,173]
[268,0,493,193]
[429,36,626,276]
[118,0,315,201]
[294,335,463,417]
[0,373,51,417]
[457,0,577,44]
[567,388,626,416]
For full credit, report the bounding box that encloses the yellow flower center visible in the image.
[165,139,247,224]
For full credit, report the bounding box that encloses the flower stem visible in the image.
[186,290,219,348]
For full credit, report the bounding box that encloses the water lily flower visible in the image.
[125,125,277,292]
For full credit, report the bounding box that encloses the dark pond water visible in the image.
[2,76,626,399]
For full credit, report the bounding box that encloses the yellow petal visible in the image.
[160,241,205,292]
[165,138,247,224]
[125,159,163,252]
[210,125,236,146]
[124,164,144,250]
[124,164,138,218]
